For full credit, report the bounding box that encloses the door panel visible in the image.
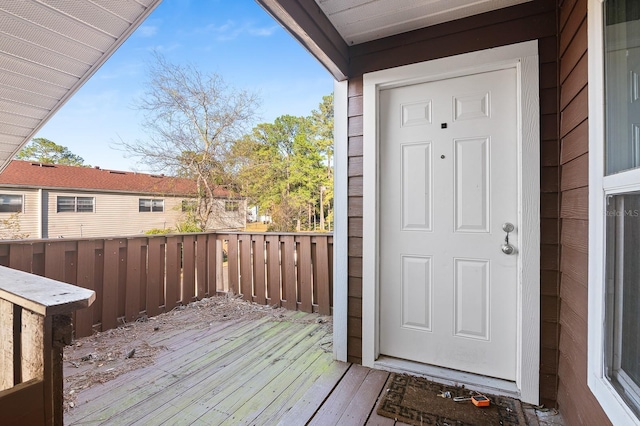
[379,68,518,381]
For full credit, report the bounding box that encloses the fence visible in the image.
[0,232,333,338]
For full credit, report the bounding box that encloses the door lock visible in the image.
[501,222,516,255]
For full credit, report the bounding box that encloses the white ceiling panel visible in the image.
[316,0,533,45]
[0,0,162,172]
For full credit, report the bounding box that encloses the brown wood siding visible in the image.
[558,0,610,424]
[343,0,564,407]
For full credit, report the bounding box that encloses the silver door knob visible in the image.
[502,243,516,255]
[501,222,516,255]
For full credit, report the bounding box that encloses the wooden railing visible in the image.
[0,232,333,338]
[0,266,94,425]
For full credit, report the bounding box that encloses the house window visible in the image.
[0,194,22,213]
[57,196,94,213]
[225,201,239,212]
[591,0,640,421]
[182,200,197,212]
[139,198,163,212]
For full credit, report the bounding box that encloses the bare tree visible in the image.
[118,53,259,229]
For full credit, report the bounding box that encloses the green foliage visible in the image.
[145,228,172,235]
[16,138,87,166]
[175,218,203,233]
[233,95,334,231]
[0,214,29,239]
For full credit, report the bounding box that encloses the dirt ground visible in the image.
[62,295,332,411]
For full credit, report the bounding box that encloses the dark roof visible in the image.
[0,160,230,197]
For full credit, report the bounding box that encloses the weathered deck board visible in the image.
[65,304,410,426]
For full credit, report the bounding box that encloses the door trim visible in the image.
[362,40,540,404]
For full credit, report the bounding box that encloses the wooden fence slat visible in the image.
[146,238,163,317]
[102,239,121,331]
[125,239,143,322]
[196,235,208,299]
[252,235,266,305]
[75,241,96,338]
[0,379,45,425]
[282,236,297,310]
[44,242,65,282]
[165,236,181,310]
[0,299,13,390]
[9,244,32,273]
[239,234,252,301]
[315,237,331,316]
[298,236,313,313]
[207,236,217,297]
[227,234,239,294]
[266,235,280,305]
[182,235,196,303]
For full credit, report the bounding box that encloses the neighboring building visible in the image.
[0,160,246,239]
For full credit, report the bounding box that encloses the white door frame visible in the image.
[362,40,541,404]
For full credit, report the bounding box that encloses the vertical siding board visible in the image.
[165,236,181,310]
[75,240,96,338]
[315,236,331,316]
[125,238,143,322]
[266,235,281,305]
[239,234,253,301]
[182,235,196,303]
[227,234,239,295]
[196,234,208,299]
[146,237,163,317]
[298,235,313,313]
[102,239,120,331]
[252,234,266,305]
[282,236,297,310]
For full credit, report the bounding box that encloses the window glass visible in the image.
[57,196,94,213]
[605,0,640,174]
[225,201,239,212]
[139,198,163,212]
[77,197,94,212]
[152,199,164,212]
[605,192,640,417]
[0,194,22,213]
[57,196,76,213]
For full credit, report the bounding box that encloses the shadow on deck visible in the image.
[63,297,396,425]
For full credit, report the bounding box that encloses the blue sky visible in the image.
[33,0,334,172]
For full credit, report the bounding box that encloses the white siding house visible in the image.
[0,161,246,239]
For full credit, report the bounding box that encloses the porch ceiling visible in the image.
[316,0,533,45]
[0,0,162,172]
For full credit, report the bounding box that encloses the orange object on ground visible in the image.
[471,395,490,407]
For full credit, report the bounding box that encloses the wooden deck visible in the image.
[63,305,401,425]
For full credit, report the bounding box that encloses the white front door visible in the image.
[379,68,519,381]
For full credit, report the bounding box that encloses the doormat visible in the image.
[376,373,527,426]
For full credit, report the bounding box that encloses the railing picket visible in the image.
[196,235,208,299]
[75,241,96,338]
[44,242,65,282]
[315,237,331,316]
[282,236,297,310]
[227,234,239,294]
[207,236,217,297]
[165,236,181,310]
[146,237,163,317]
[239,234,252,301]
[182,235,196,304]
[266,235,281,306]
[252,235,266,305]
[125,239,143,322]
[298,236,313,313]
[20,309,44,383]
[9,244,32,273]
[102,239,120,331]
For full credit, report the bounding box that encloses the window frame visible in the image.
[224,200,240,212]
[139,198,164,213]
[0,194,23,213]
[56,196,94,213]
[588,0,640,423]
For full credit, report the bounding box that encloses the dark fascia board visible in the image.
[255,0,349,81]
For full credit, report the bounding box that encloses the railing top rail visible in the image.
[0,266,95,316]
